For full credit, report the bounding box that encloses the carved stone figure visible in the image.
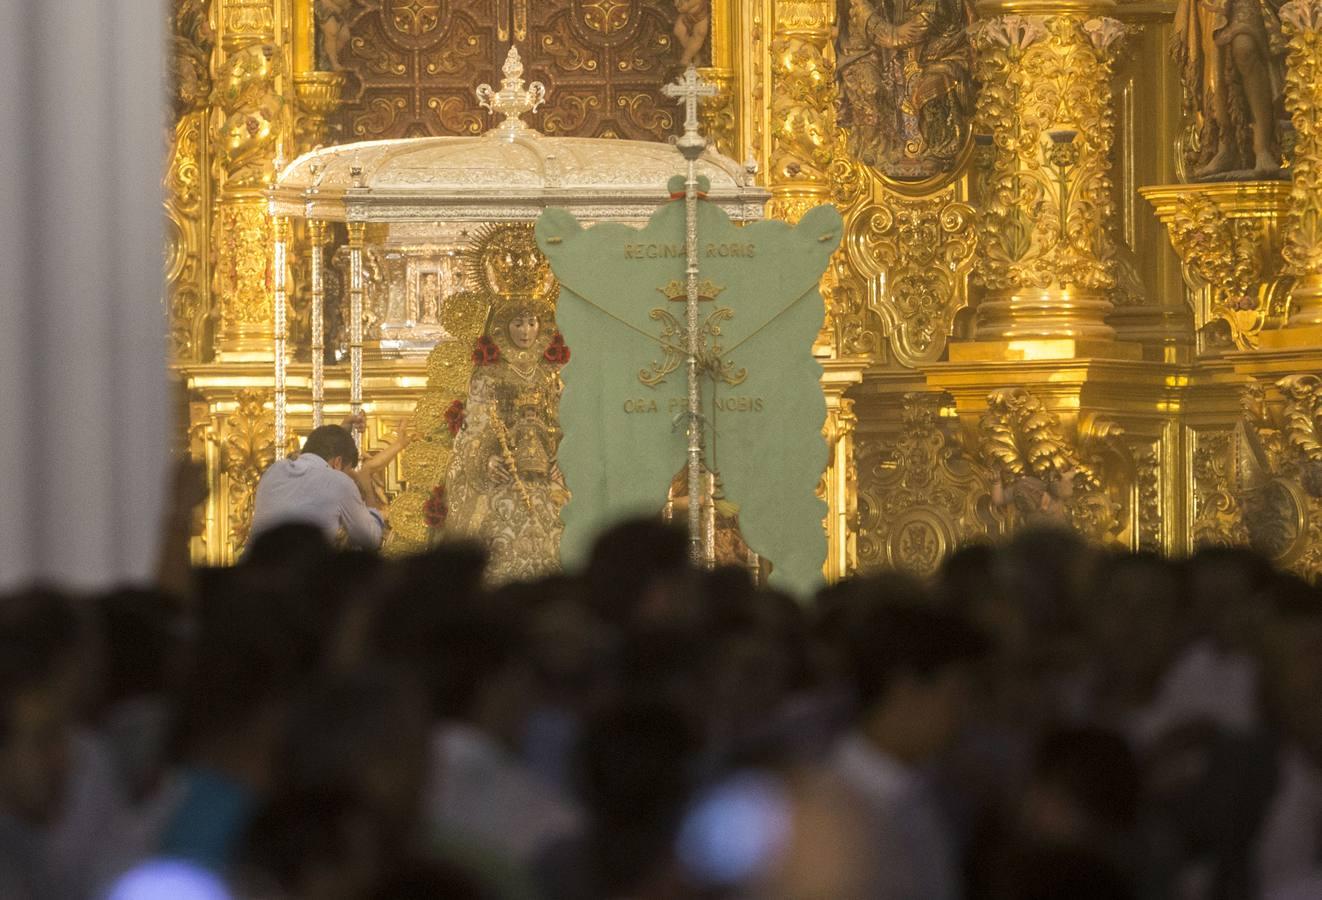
[420,272,440,324]
[171,0,213,121]
[1173,0,1287,179]
[444,295,569,582]
[674,0,712,66]
[316,0,353,71]
[210,43,285,189]
[836,0,976,180]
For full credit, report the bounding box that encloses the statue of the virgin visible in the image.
[442,235,570,582]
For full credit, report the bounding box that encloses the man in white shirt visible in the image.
[249,424,386,550]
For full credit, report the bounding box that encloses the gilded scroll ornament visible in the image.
[172,0,213,121]
[1235,378,1322,574]
[855,187,976,365]
[1191,429,1248,548]
[698,68,737,159]
[221,389,279,555]
[1173,0,1286,181]
[979,387,1129,543]
[856,393,996,575]
[1280,0,1322,324]
[820,247,877,357]
[1136,442,1163,553]
[166,115,211,362]
[167,1,215,364]
[1147,185,1292,349]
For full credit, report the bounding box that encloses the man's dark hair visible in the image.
[842,601,992,707]
[1032,727,1141,831]
[300,424,359,469]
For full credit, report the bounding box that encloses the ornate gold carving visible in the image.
[822,392,859,580]
[1281,1,1322,325]
[1136,441,1163,553]
[1191,428,1248,548]
[852,187,977,366]
[171,0,213,121]
[222,0,275,48]
[168,1,215,364]
[220,389,279,555]
[768,0,836,220]
[211,43,286,190]
[979,387,1129,543]
[1143,183,1292,350]
[1238,375,1322,576]
[210,8,287,357]
[970,15,1126,340]
[856,393,996,575]
[819,245,875,357]
[216,201,275,332]
[334,2,683,142]
[698,67,737,158]
[294,71,346,151]
[167,114,212,362]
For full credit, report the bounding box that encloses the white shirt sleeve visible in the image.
[335,473,385,549]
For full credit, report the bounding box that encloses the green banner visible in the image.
[536,195,841,596]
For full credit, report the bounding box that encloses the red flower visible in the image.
[472,335,501,366]
[423,484,448,528]
[444,399,466,436]
[543,332,570,366]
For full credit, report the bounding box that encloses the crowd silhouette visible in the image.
[2,518,1321,899]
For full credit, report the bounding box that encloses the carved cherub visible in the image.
[316,0,353,71]
[674,0,711,66]
[990,467,1076,525]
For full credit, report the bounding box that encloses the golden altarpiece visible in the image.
[170,0,1322,581]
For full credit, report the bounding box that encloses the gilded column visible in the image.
[272,214,290,453]
[699,0,739,159]
[767,0,836,222]
[167,0,215,363]
[821,370,860,580]
[969,5,1128,345]
[212,0,289,359]
[1281,0,1322,327]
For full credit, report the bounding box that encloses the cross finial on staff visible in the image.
[662,66,718,160]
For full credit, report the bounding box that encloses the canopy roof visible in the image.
[270,132,769,223]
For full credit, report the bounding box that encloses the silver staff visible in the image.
[662,66,718,566]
